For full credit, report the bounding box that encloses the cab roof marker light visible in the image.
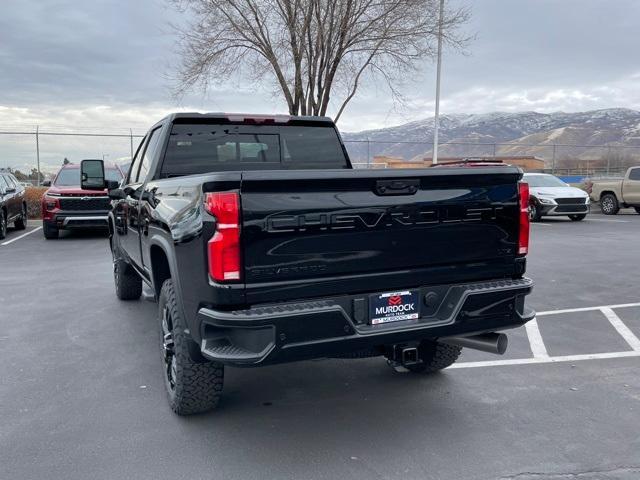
[225,114,290,124]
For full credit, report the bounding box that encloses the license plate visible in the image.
[369,290,420,325]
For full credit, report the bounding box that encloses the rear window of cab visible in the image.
[160,122,349,177]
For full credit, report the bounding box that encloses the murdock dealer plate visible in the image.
[369,290,420,325]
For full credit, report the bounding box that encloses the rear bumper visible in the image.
[196,277,534,366]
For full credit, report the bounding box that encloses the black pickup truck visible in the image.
[81,113,534,415]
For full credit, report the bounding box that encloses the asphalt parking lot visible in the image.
[1,211,640,480]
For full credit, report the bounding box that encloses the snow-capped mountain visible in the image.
[341,108,640,164]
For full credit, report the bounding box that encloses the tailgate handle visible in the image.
[375,179,419,196]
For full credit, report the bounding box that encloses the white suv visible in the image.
[523,173,590,221]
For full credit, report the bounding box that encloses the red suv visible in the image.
[42,162,124,239]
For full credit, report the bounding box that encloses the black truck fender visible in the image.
[148,233,209,364]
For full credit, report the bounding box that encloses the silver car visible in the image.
[523,173,590,221]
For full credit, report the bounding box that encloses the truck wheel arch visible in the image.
[599,190,617,202]
[149,235,207,363]
[148,236,188,326]
[150,241,174,300]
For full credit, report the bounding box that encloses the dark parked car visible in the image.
[81,113,534,415]
[0,172,27,239]
[41,163,124,239]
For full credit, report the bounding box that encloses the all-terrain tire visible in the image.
[43,221,58,239]
[569,214,586,221]
[14,203,27,230]
[600,193,619,215]
[113,258,142,300]
[405,340,462,373]
[0,210,6,240]
[159,279,224,415]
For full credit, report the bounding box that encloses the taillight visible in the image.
[518,182,530,255]
[204,192,241,282]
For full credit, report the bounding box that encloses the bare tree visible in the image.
[170,0,471,122]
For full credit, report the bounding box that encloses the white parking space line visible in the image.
[1,226,42,246]
[450,351,640,369]
[531,223,552,226]
[600,307,640,351]
[448,302,640,370]
[536,303,640,316]
[524,319,549,358]
[587,218,630,223]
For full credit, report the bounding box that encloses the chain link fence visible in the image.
[0,127,144,185]
[343,139,640,178]
[1,127,639,183]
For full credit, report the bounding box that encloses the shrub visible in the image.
[25,187,47,219]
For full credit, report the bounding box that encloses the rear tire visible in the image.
[569,214,586,221]
[159,279,224,415]
[113,258,142,300]
[600,193,619,215]
[43,222,58,239]
[0,210,6,240]
[405,340,462,374]
[14,203,27,230]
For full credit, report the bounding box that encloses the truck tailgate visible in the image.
[240,168,523,304]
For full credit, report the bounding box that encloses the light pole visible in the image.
[36,125,41,186]
[432,0,444,165]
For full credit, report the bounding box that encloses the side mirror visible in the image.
[42,180,51,187]
[81,159,106,190]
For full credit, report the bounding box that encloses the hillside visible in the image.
[341,108,640,166]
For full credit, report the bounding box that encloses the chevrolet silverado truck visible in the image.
[42,163,124,239]
[587,166,640,215]
[80,113,535,415]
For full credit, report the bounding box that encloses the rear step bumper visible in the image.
[197,278,534,366]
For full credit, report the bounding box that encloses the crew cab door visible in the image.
[7,175,25,219]
[0,175,12,218]
[129,126,163,270]
[0,174,19,220]
[114,128,161,268]
[113,136,143,267]
[622,167,640,205]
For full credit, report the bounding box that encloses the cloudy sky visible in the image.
[1,0,639,171]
